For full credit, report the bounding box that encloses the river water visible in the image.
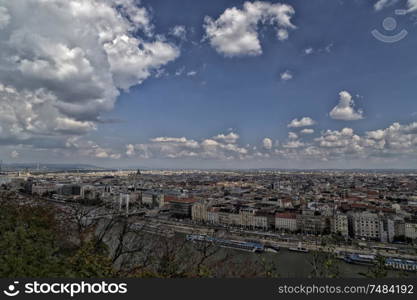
[212,247,417,278]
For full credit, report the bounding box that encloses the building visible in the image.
[32,184,56,196]
[379,217,395,243]
[405,221,417,240]
[297,210,328,234]
[351,212,380,240]
[166,196,196,218]
[393,217,405,237]
[59,184,82,196]
[240,208,256,229]
[119,193,130,214]
[207,207,219,224]
[275,212,298,232]
[141,191,165,208]
[331,213,349,238]
[253,212,268,230]
[191,201,209,223]
[141,192,155,207]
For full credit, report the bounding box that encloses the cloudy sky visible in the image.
[0,0,417,169]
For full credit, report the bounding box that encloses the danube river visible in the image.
[213,247,417,278]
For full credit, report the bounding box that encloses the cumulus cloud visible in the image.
[365,122,417,152]
[126,144,135,157]
[277,29,289,41]
[329,91,364,121]
[119,120,417,165]
[407,0,417,12]
[374,0,400,11]
[0,6,9,29]
[175,67,185,76]
[262,138,273,150]
[300,128,314,135]
[203,1,295,57]
[288,117,316,128]
[169,25,187,40]
[64,136,121,160]
[187,71,197,76]
[374,0,417,12]
[127,132,250,160]
[280,70,293,81]
[288,132,298,140]
[282,140,305,149]
[0,0,179,146]
[10,150,19,159]
[212,132,240,144]
[304,47,314,55]
[315,128,361,150]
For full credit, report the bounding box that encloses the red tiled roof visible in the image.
[275,212,297,219]
[165,196,196,204]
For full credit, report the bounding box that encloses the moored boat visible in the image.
[289,242,309,253]
[385,258,417,272]
[343,253,376,266]
[186,234,264,253]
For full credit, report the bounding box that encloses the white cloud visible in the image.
[187,71,197,76]
[304,44,333,55]
[407,0,417,12]
[0,0,179,146]
[300,128,314,135]
[374,0,400,11]
[315,128,361,149]
[175,67,185,76]
[288,132,298,140]
[169,25,187,40]
[126,144,135,157]
[365,122,417,151]
[304,47,314,55]
[288,117,316,128]
[212,132,240,144]
[128,132,250,160]
[282,140,305,149]
[10,150,19,159]
[117,121,417,165]
[277,29,289,41]
[262,138,273,150]
[280,70,293,81]
[329,91,364,121]
[64,137,121,160]
[374,0,417,12]
[203,1,295,57]
[0,6,10,29]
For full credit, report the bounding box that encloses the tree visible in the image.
[309,237,340,278]
[0,199,114,278]
[359,255,388,278]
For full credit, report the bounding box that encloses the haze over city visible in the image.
[1,0,417,169]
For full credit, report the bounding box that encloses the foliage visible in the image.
[359,255,388,278]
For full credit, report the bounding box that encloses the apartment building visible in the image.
[351,212,380,240]
[275,212,298,232]
[331,213,349,237]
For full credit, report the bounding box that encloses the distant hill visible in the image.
[2,163,105,171]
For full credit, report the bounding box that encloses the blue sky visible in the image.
[0,0,417,168]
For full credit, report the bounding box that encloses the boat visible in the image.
[385,258,417,272]
[264,245,280,253]
[186,234,264,253]
[343,253,376,266]
[289,242,309,253]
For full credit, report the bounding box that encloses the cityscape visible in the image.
[1,167,417,277]
[0,0,417,284]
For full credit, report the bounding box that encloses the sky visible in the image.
[0,0,417,169]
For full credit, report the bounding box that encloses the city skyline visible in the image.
[0,0,417,169]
